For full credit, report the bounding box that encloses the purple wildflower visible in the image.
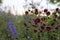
[8,21,18,39]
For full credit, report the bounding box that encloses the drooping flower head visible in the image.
[44,9,48,13]
[51,22,55,26]
[24,22,27,27]
[54,14,57,18]
[34,17,40,24]
[46,11,50,16]
[34,8,38,15]
[56,8,59,12]
[41,26,45,30]
[46,26,51,31]
[34,29,37,33]
[25,11,29,15]
[28,9,30,12]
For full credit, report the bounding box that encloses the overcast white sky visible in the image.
[0,0,59,15]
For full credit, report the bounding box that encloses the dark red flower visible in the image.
[34,29,37,33]
[56,8,59,12]
[31,11,33,13]
[41,18,44,21]
[55,27,58,30]
[40,30,43,32]
[33,25,37,28]
[35,9,38,15]
[46,11,50,16]
[25,11,29,15]
[41,26,45,30]
[43,17,48,21]
[34,18,40,24]
[51,22,55,26]
[46,27,51,31]
[44,9,48,13]
[54,14,57,18]
[53,19,56,22]
[43,23,46,26]
[53,12,56,15]
[35,9,38,12]
[28,9,30,12]
[24,23,27,26]
[41,17,47,21]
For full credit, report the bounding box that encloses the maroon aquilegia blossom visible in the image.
[56,8,59,12]
[34,29,37,33]
[46,11,50,16]
[28,9,30,12]
[35,8,38,15]
[34,17,40,24]
[54,14,57,18]
[41,26,45,30]
[24,22,27,27]
[46,27,51,31]
[44,9,48,13]
[51,22,55,26]
[25,11,29,15]
[55,27,58,30]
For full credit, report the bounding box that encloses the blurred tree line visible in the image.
[0,0,60,3]
[50,0,60,6]
[0,0,2,3]
[50,0,60,3]
[0,0,60,5]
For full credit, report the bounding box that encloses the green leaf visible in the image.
[50,0,60,4]
[50,0,54,3]
[47,19,53,24]
[56,0,60,2]
[0,0,2,3]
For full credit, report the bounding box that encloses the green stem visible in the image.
[38,32,40,40]
[47,31,50,40]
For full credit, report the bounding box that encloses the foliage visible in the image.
[50,0,60,3]
[0,8,60,40]
[0,0,2,3]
